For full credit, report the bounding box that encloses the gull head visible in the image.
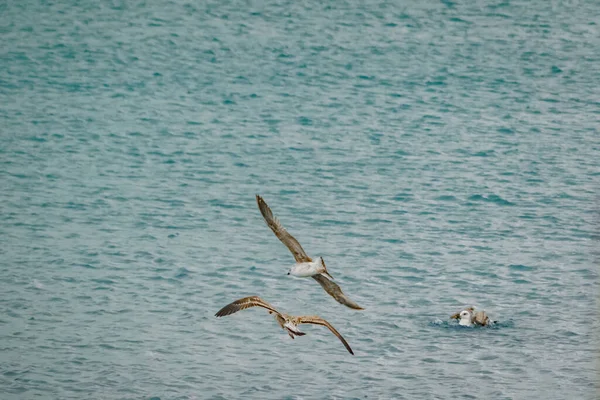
[459,310,473,326]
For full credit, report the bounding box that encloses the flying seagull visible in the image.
[255,195,363,310]
[450,307,493,326]
[215,296,354,355]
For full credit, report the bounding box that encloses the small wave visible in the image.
[509,264,536,272]
[175,267,192,279]
[430,319,512,329]
[467,194,515,206]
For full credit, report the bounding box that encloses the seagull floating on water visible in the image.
[256,195,363,310]
[450,307,492,327]
[215,296,354,355]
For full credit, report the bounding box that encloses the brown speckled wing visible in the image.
[256,195,312,263]
[297,316,354,355]
[215,296,281,318]
[311,274,364,310]
[473,310,489,326]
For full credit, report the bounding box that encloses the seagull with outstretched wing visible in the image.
[255,195,363,310]
[215,296,354,355]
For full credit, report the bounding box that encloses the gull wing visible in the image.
[297,316,354,355]
[215,296,281,317]
[473,310,489,326]
[256,195,312,263]
[311,274,364,310]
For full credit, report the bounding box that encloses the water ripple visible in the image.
[1,0,598,399]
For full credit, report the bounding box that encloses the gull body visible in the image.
[289,257,328,278]
[451,307,493,327]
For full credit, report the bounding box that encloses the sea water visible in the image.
[1,0,598,398]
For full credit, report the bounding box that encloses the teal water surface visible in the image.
[1,0,599,399]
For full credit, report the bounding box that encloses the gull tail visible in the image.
[319,257,334,280]
[286,327,306,338]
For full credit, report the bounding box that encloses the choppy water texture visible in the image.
[1,0,599,399]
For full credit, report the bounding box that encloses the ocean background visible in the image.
[1,0,599,399]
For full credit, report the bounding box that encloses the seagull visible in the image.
[255,195,363,310]
[450,307,492,327]
[215,296,354,355]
